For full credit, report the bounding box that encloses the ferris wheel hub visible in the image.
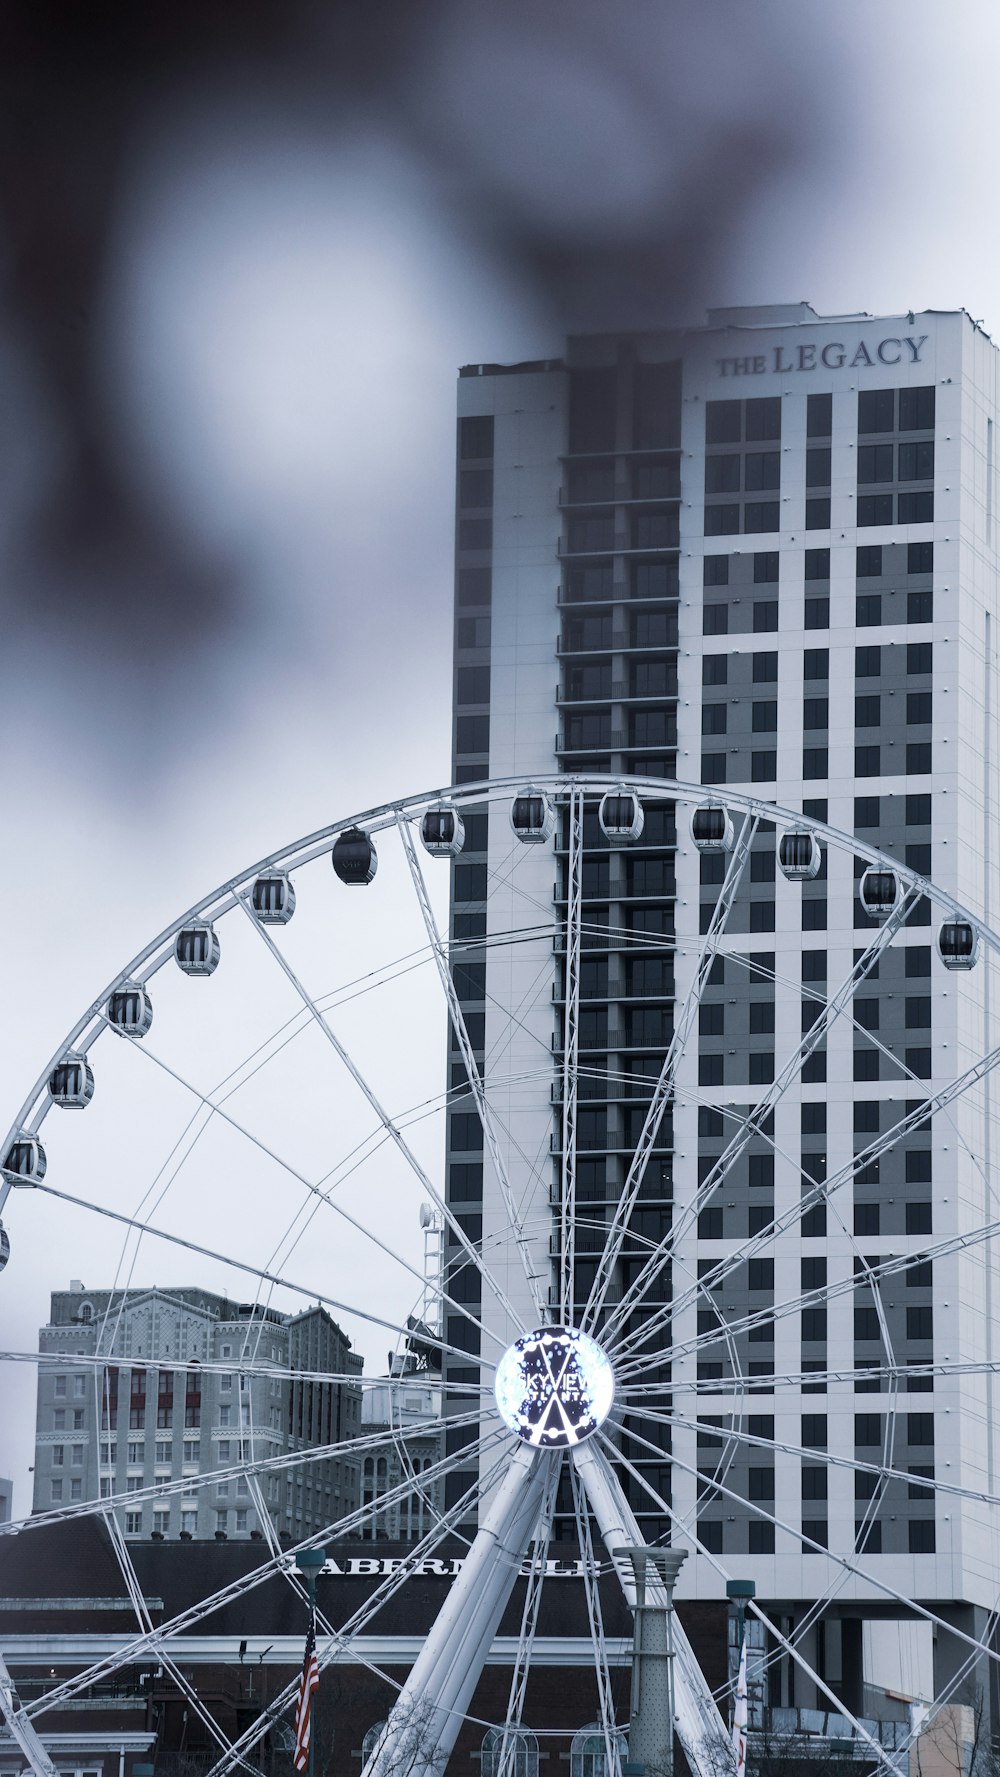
[493,1324,615,1449]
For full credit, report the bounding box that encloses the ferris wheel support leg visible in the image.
[0,1648,60,1777]
[362,1444,555,1777]
[573,1442,737,1777]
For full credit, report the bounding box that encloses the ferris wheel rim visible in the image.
[1,770,991,1161]
[2,772,998,1774]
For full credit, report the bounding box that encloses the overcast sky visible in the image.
[2,0,1000,1510]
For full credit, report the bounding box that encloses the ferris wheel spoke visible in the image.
[494,1457,561,1776]
[7,1406,483,1544]
[600,1434,903,1776]
[573,1436,737,1776]
[567,1455,624,1772]
[231,889,525,1338]
[102,1509,267,1777]
[603,892,919,1351]
[611,1044,1000,1374]
[116,1033,507,1354]
[0,1347,493,1401]
[204,1442,514,1777]
[14,1177,498,1373]
[629,1396,1000,1514]
[557,788,584,1323]
[362,1442,556,1777]
[632,1416,1000,1675]
[586,811,759,1338]
[21,1423,504,1731]
[397,813,544,1324]
[610,1418,999,1777]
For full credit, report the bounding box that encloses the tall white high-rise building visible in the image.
[443,305,1000,1717]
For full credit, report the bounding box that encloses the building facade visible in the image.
[359,1374,443,1543]
[33,1283,362,1542]
[444,305,1000,1714]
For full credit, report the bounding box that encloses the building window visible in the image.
[705,505,740,537]
[748,1520,774,1553]
[908,590,934,624]
[481,1728,539,1777]
[125,1511,143,1535]
[804,598,829,631]
[858,443,894,484]
[899,491,934,524]
[738,451,777,494]
[899,387,935,430]
[570,1727,629,1777]
[858,494,893,527]
[807,393,832,436]
[908,540,934,574]
[858,388,896,433]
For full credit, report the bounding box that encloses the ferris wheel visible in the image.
[1,772,1000,1777]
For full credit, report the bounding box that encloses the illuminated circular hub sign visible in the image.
[494,1325,615,1448]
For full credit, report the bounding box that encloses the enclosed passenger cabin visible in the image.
[599,791,644,844]
[251,872,296,925]
[778,830,822,882]
[938,919,979,971]
[510,790,555,844]
[107,982,153,1038]
[3,1132,46,1181]
[48,1052,95,1110]
[858,866,901,923]
[332,827,378,885]
[691,805,733,852]
[0,1221,9,1272]
[175,923,221,977]
[420,805,465,858]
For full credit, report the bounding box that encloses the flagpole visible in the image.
[295,1548,326,1777]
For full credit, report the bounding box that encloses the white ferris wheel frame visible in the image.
[1,772,1000,1777]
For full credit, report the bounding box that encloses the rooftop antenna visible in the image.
[419,1202,444,1337]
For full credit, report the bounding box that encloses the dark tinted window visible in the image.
[858,388,895,432]
[459,415,494,459]
[898,386,935,431]
[807,393,832,437]
[706,400,741,444]
[745,397,781,441]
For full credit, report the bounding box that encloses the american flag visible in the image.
[292,1613,319,1772]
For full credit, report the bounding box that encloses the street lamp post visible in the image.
[617,1545,688,1777]
[294,1548,326,1777]
[727,1579,756,1764]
